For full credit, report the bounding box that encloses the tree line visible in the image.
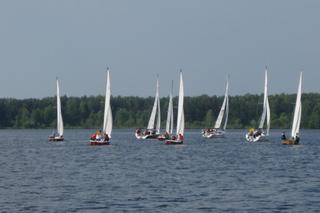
[0,93,319,129]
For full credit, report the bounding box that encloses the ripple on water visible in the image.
[0,129,320,212]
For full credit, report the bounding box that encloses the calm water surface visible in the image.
[0,129,320,212]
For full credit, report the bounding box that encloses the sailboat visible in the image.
[246,68,271,142]
[48,78,64,141]
[135,77,161,139]
[165,71,184,145]
[202,77,229,138]
[89,69,112,145]
[158,81,174,141]
[282,72,302,145]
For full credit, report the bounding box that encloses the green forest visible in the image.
[0,93,320,129]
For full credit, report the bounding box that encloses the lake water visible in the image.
[0,129,320,212]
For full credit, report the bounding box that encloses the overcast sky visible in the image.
[0,0,319,98]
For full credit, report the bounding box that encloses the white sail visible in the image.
[156,82,161,134]
[291,72,302,138]
[170,95,174,134]
[223,90,229,131]
[102,70,113,137]
[258,69,271,135]
[147,78,161,133]
[165,81,174,134]
[56,79,64,136]
[214,77,229,130]
[266,94,270,135]
[176,71,184,136]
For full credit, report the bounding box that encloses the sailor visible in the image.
[96,130,102,141]
[281,132,286,140]
[178,133,184,141]
[90,133,96,140]
[257,128,262,136]
[295,133,300,144]
[104,133,110,142]
[249,128,254,136]
[253,129,260,138]
[164,131,169,138]
[253,129,257,138]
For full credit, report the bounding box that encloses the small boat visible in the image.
[246,68,270,142]
[202,77,229,138]
[165,71,184,145]
[135,77,161,139]
[49,78,64,142]
[90,69,112,145]
[158,81,174,141]
[282,72,302,145]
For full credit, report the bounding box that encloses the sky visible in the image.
[0,0,319,99]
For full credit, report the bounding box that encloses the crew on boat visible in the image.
[145,129,157,136]
[91,130,109,142]
[136,128,159,138]
[104,133,110,142]
[281,132,286,140]
[253,128,262,138]
[150,129,156,135]
[136,128,142,136]
[203,128,218,135]
[56,134,63,139]
[178,133,184,141]
[248,128,254,136]
[49,131,62,140]
[95,130,101,140]
[158,131,170,140]
[163,131,170,139]
[294,133,300,144]
[144,129,149,136]
[90,133,96,140]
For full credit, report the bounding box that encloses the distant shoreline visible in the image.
[0,93,319,129]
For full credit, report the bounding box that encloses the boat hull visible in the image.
[245,132,267,142]
[135,132,160,140]
[89,140,110,145]
[143,134,160,139]
[48,137,64,142]
[165,140,183,145]
[281,139,299,145]
[202,129,225,138]
[158,134,170,141]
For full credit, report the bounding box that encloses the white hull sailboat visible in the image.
[282,72,302,145]
[246,69,270,142]
[49,79,64,142]
[158,81,174,141]
[202,77,229,139]
[90,69,112,145]
[166,71,184,145]
[135,77,161,139]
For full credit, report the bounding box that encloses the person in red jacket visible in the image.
[178,133,184,141]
